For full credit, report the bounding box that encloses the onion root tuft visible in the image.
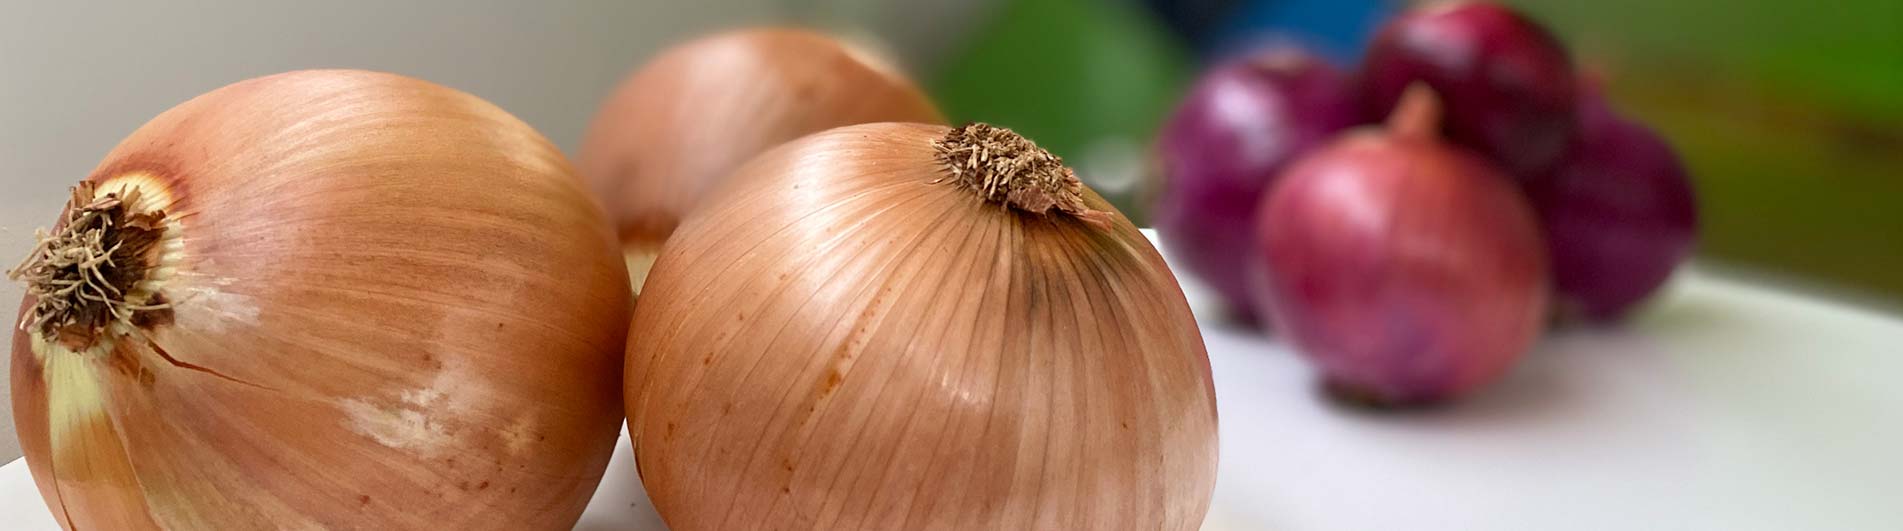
[8,182,171,350]
[933,123,1105,222]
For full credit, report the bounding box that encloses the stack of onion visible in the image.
[625,122,1218,529]
[579,28,944,294]
[8,70,631,529]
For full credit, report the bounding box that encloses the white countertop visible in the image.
[6,242,1902,530]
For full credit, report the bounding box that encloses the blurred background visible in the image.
[932,0,1903,312]
[0,0,1897,461]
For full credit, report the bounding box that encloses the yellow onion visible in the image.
[625,122,1219,530]
[578,28,944,294]
[7,70,630,529]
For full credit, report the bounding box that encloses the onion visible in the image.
[7,70,631,529]
[579,28,944,294]
[1151,47,1363,322]
[1359,1,1576,177]
[625,122,1218,529]
[1254,86,1548,405]
[1528,88,1698,322]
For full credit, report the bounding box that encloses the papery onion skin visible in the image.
[1359,1,1576,178]
[1151,47,1363,323]
[625,122,1218,530]
[579,27,944,293]
[1254,88,1549,405]
[9,70,631,530]
[1529,90,1698,322]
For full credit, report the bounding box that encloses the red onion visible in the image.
[1253,86,1548,405]
[1152,48,1362,321]
[1359,1,1576,178]
[1528,89,1698,322]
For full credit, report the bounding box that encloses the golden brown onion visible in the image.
[578,28,944,294]
[7,70,630,529]
[626,122,1218,530]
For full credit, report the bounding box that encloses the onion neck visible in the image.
[1387,83,1444,141]
[933,123,1100,219]
[9,178,174,351]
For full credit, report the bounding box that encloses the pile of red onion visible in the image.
[1151,1,1699,405]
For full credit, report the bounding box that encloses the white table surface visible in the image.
[6,234,1902,530]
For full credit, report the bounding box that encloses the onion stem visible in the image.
[1388,83,1445,141]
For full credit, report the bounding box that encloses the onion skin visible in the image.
[10,70,631,529]
[579,28,944,293]
[1359,1,1576,178]
[1152,48,1363,322]
[626,123,1218,530]
[1529,92,1698,321]
[1254,88,1549,405]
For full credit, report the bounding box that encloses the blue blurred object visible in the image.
[1139,0,1247,41]
[1143,0,1398,64]
[1217,0,1395,64]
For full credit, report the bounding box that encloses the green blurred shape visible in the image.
[930,0,1193,217]
[1509,0,1902,122]
[1508,0,1903,300]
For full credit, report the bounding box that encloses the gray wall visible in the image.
[0,0,989,463]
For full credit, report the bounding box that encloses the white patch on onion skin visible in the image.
[165,281,261,333]
[420,353,539,457]
[400,386,446,409]
[339,361,456,454]
[337,355,495,456]
[338,397,450,455]
[500,416,538,456]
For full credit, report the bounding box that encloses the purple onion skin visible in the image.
[1253,92,1548,404]
[1152,49,1363,322]
[1529,93,1698,322]
[1359,1,1577,178]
